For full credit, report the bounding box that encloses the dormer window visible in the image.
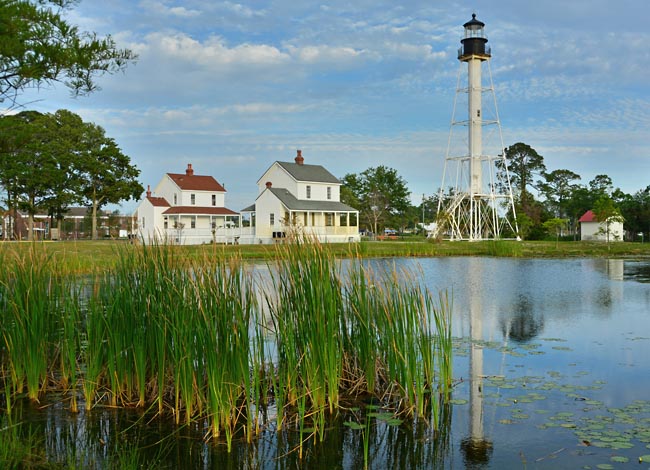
[191,194,196,205]
[306,185,311,199]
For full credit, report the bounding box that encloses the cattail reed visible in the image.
[0,239,453,452]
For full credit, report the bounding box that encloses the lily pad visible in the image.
[384,418,403,427]
[368,412,397,421]
[344,421,364,430]
[449,399,468,405]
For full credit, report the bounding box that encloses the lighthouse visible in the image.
[436,14,518,241]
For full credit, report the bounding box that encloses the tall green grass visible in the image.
[0,239,453,454]
[267,238,453,440]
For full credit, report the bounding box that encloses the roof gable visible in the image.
[267,187,357,212]
[148,196,170,207]
[167,173,226,192]
[579,210,597,223]
[275,161,340,184]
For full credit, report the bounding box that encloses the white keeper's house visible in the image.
[239,150,360,244]
[134,164,241,245]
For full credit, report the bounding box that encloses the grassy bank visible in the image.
[2,238,649,274]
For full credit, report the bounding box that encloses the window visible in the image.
[327,187,332,200]
[325,213,334,226]
[173,193,177,205]
[191,194,196,205]
[306,185,311,199]
[270,213,275,226]
[141,217,145,229]
[350,213,358,226]
[303,212,308,226]
[339,213,347,226]
[163,218,168,229]
[191,218,196,229]
[212,194,216,206]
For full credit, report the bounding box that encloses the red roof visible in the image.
[578,210,597,223]
[167,173,226,192]
[162,206,238,216]
[148,196,170,207]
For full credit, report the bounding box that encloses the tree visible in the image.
[0,110,62,239]
[76,122,143,239]
[499,142,546,199]
[36,110,88,226]
[341,166,410,236]
[496,143,546,237]
[0,111,39,238]
[340,173,362,211]
[0,110,142,240]
[538,169,581,219]
[542,218,569,248]
[1,0,136,107]
[565,184,593,240]
[588,174,613,198]
[615,187,649,242]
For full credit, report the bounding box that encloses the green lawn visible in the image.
[2,238,649,274]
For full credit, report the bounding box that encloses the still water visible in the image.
[6,257,650,469]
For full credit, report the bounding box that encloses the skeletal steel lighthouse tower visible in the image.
[436,14,518,240]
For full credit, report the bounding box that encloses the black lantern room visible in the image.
[459,14,491,61]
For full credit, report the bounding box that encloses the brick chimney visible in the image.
[265,181,272,188]
[146,185,151,197]
[295,149,304,165]
[186,163,194,176]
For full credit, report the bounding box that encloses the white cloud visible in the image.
[147,33,290,67]
[139,0,201,18]
[286,44,373,66]
[221,1,265,18]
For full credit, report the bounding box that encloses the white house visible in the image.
[239,150,360,244]
[134,164,240,245]
[578,210,624,241]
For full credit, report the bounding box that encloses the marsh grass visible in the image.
[0,239,453,456]
[0,419,47,469]
[268,238,453,435]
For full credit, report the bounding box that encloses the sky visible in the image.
[13,0,650,214]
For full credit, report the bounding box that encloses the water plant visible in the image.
[0,238,454,462]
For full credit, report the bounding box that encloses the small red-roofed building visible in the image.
[134,164,240,245]
[578,210,624,241]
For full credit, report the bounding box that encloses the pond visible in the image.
[4,257,650,469]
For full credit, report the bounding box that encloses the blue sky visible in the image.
[15,0,650,213]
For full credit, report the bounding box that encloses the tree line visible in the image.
[341,142,650,241]
[0,109,143,240]
[1,0,139,240]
